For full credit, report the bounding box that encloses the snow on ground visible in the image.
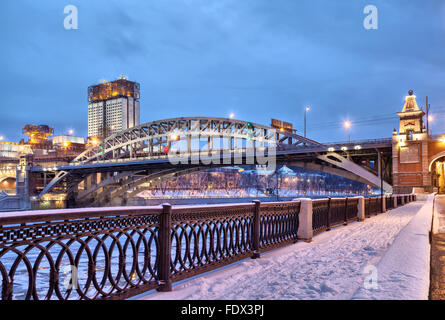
[352,195,433,300]
[141,196,432,300]
[433,195,445,234]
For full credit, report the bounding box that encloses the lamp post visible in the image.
[428,115,434,136]
[304,106,310,138]
[343,120,351,143]
[379,150,384,212]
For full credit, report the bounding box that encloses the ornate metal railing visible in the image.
[0,208,161,300]
[365,197,381,217]
[386,196,394,210]
[346,198,359,221]
[329,198,348,227]
[0,194,415,300]
[311,197,359,235]
[259,201,300,251]
[0,200,302,300]
[169,203,255,282]
[312,199,330,235]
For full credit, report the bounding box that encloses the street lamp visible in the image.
[229,113,235,119]
[68,129,74,135]
[304,106,310,138]
[428,115,434,135]
[343,120,351,143]
[0,136,3,141]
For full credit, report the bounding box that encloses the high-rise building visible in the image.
[87,76,140,138]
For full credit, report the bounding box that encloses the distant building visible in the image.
[52,135,86,153]
[87,76,140,138]
[0,142,20,158]
[22,124,54,150]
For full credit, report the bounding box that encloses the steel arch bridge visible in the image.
[36,117,392,207]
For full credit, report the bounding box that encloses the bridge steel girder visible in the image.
[77,170,144,200]
[87,166,210,207]
[316,152,393,193]
[58,152,392,207]
[38,117,324,199]
[288,161,372,186]
[85,151,392,207]
[123,167,210,201]
[72,117,323,164]
[37,117,395,202]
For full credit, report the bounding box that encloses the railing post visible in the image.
[393,195,397,208]
[252,200,261,259]
[157,203,172,292]
[343,198,348,225]
[326,198,331,231]
[364,198,368,218]
[357,196,365,221]
[401,195,405,206]
[1,276,13,300]
[381,196,386,213]
[297,198,313,242]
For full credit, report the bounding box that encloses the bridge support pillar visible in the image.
[357,196,365,221]
[296,198,313,242]
[91,173,97,187]
[66,182,79,208]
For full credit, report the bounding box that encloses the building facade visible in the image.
[87,77,140,138]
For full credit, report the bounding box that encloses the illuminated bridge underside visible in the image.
[0,176,15,184]
[317,153,392,192]
[36,117,393,205]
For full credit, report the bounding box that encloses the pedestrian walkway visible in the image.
[430,234,445,299]
[141,198,432,300]
[430,195,445,300]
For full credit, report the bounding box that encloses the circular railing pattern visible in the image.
[259,202,300,249]
[0,213,160,300]
[1,197,415,300]
[170,205,254,281]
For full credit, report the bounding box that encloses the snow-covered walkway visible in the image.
[141,197,432,300]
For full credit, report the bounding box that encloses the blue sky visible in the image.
[1,0,445,143]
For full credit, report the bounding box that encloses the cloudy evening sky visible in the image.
[1,0,445,142]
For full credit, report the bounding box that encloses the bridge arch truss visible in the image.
[37,117,393,205]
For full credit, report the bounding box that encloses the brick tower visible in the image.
[392,90,431,193]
